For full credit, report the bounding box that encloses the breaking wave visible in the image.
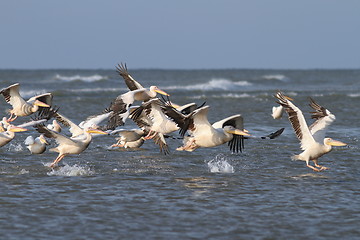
[54,74,108,82]
[165,78,252,91]
[261,74,289,82]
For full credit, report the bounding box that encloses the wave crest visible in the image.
[54,74,108,82]
[165,78,251,91]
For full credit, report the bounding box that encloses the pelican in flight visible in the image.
[35,112,108,168]
[0,122,28,147]
[0,83,51,122]
[275,91,347,171]
[162,104,250,152]
[0,115,51,147]
[24,134,49,154]
[116,63,169,100]
[110,128,145,149]
[106,86,170,130]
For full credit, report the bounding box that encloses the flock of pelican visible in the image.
[0,64,347,171]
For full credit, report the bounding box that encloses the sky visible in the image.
[1,0,360,69]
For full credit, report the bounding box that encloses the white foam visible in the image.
[165,78,251,91]
[19,169,29,175]
[7,143,24,152]
[262,74,289,82]
[348,93,360,98]
[207,155,234,173]
[47,163,94,176]
[54,74,108,82]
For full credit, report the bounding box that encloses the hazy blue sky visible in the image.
[1,0,359,69]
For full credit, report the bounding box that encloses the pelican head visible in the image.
[150,86,170,96]
[39,134,49,145]
[223,126,250,136]
[324,138,347,147]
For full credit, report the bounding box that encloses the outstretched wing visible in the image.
[116,63,144,90]
[54,112,84,137]
[275,91,316,150]
[34,124,77,146]
[308,98,336,143]
[0,83,26,108]
[213,114,245,153]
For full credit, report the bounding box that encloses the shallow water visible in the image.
[0,69,359,239]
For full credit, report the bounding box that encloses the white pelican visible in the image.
[130,98,180,154]
[106,87,170,130]
[162,104,250,152]
[110,129,145,148]
[116,63,169,99]
[0,83,51,122]
[0,123,28,147]
[0,116,50,147]
[24,135,49,154]
[275,91,347,171]
[34,121,108,168]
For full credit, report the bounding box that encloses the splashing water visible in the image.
[7,143,24,152]
[47,163,94,176]
[207,154,234,173]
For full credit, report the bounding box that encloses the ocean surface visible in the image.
[0,68,359,239]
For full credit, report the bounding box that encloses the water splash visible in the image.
[207,154,234,173]
[7,143,24,152]
[47,163,94,176]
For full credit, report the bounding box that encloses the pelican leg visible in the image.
[6,113,17,122]
[50,154,65,168]
[144,130,157,140]
[306,164,321,172]
[179,139,198,152]
[313,159,328,170]
[111,139,124,148]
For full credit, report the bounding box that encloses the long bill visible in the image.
[227,129,251,136]
[34,100,50,107]
[328,139,347,147]
[155,88,170,96]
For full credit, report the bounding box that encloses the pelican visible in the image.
[106,86,170,130]
[110,128,145,148]
[116,63,169,100]
[162,104,250,152]
[24,134,49,154]
[275,91,347,171]
[0,122,28,147]
[34,117,108,167]
[0,83,51,122]
[130,98,180,154]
